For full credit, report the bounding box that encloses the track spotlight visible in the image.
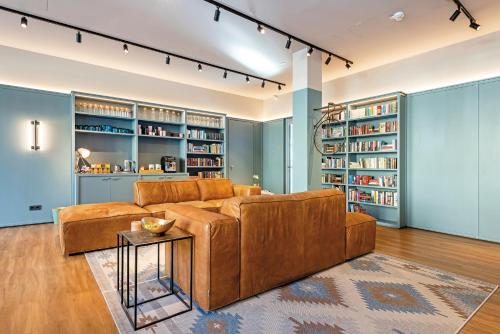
[345,62,351,70]
[257,24,265,34]
[261,80,265,88]
[469,20,480,30]
[123,44,129,54]
[165,55,171,65]
[325,54,332,65]
[20,16,27,28]
[214,7,221,22]
[246,76,250,83]
[285,37,292,49]
[223,70,228,79]
[450,9,461,22]
[76,31,82,43]
[278,84,282,91]
[198,63,203,72]
[307,47,313,57]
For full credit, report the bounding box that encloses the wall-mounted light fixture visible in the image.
[30,120,40,151]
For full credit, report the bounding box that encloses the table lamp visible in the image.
[76,147,91,173]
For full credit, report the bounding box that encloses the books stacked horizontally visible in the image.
[350,101,397,120]
[322,126,345,139]
[188,143,224,154]
[187,129,224,141]
[322,173,346,184]
[349,157,397,169]
[323,142,346,154]
[322,157,346,169]
[348,189,398,207]
[187,157,224,167]
[348,203,367,213]
[349,139,397,152]
[348,174,397,188]
[349,120,398,135]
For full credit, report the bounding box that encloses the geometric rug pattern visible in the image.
[85,249,497,334]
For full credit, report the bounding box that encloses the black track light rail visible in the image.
[203,0,353,65]
[0,5,286,87]
[452,0,476,22]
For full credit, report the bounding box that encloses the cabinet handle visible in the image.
[112,178,120,181]
[102,178,110,181]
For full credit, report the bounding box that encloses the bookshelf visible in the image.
[320,92,406,228]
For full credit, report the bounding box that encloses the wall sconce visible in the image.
[30,120,40,151]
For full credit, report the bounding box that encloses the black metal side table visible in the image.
[116,228,193,330]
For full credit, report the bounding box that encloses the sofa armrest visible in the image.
[163,204,239,311]
[233,184,261,197]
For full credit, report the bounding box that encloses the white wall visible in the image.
[0,45,263,120]
[263,30,500,120]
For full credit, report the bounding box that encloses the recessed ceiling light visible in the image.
[390,11,405,22]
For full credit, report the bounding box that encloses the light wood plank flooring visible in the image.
[0,224,499,333]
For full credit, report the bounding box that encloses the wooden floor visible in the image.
[0,224,499,333]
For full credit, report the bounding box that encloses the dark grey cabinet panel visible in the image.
[478,79,500,242]
[406,83,479,238]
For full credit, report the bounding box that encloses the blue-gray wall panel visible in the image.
[0,85,71,226]
[263,119,285,194]
[407,83,479,238]
[227,118,257,185]
[478,78,500,242]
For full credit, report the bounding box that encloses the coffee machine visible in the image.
[161,156,177,173]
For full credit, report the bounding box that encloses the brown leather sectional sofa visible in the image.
[59,178,375,312]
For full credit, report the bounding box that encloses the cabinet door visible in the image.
[110,177,137,202]
[263,119,286,194]
[79,177,110,204]
[478,79,500,242]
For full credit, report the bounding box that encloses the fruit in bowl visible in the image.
[141,217,175,236]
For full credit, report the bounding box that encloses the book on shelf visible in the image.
[348,174,397,188]
[187,129,224,141]
[348,189,398,207]
[322,173,346,184]
[188,143,224,154]
[349,120,398,136]
[323,142,346,154]
[349,157,397,169]
[197,171,224,179]
[322,157,346,169]
[350,101,398,120]
[348,203,367,214]
[321,126,345,139]
[187,157,224,167]
[349,139,397,152]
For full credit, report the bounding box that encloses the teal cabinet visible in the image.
[406,83,479,238]
[478,78,500,242]
[263,119,286,194]
[139,174,188,181]
[110,176,137,202]
[79,176,111,204]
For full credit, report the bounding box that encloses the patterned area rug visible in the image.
[86,247,497,334]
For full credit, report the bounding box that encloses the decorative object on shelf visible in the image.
[141,217,175,236]
[139,167,165,174]
[138,124,183,138]
[89,163,111,174]
[253,174,260,187]
[76,124,133,134]
[30,120,40,151]
[131,221,142,232]
[123,160,135,173]
[75,147,91,173]
[75,99,132,118]
[187,114,223,128]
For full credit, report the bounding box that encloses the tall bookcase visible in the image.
[321,92,406,228]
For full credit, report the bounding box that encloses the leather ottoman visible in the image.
[345,212,376,259]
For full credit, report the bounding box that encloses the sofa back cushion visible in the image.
[196,179,234,201]
[220,189,346,299]
[134,180,200,207]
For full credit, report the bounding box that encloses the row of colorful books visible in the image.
[350,101,397,120]
[187,129,224,140]
[188,143,224,154]
[197,171,224,179]
[349,139,397,152]
[349,120,398,135]
[322,157,346,169]
[323,143,346,154]
[321,173,346,184]
[349,157,397,169]
[348,174,397,188]
[321,126,345,139]
[348,189,398,207]
[187,157,224,167]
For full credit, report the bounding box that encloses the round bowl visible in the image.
[141,217,175,236]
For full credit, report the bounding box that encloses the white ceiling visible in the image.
[0,0,500,99]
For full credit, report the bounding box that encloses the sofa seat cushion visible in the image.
[59,202,151,255]
[178,201,220,213]
[345,212,376,260]
[196,179,234,201]
[205,199,226,209]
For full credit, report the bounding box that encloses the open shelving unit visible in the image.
[71,92,226,204]
[320,92,406,228]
